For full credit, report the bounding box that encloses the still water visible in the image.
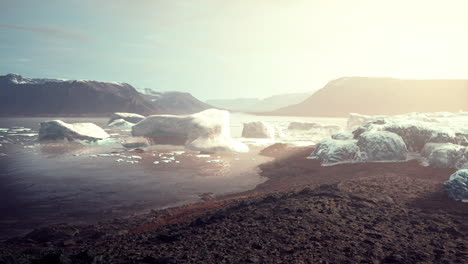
[0,114,345,239]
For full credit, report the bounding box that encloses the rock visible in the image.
[356,131,407,161]
[108,118,134,128]
[444,169,468,201]
[121,137,150,148]
[259,143,290,157]
[427,144,466,168]
[132,109,248,152]
[108,112,145,124]
[0,256,17,264]
[241,121,275,138]
[39,120,109,142]
[331,131,354,140]
[25,225,79,243]
[309,139,361,165]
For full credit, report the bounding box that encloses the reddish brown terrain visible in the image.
[0,145,466,263]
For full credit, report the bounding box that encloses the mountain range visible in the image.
[0,74,212,116]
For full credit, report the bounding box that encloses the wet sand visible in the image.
[1,145,467,263]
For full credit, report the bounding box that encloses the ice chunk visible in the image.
[108,119,134,128]
[426,144,466,169]
[153,161,160,164]
[39,120,109,142]
[288,122,322,130]
[309,139,361,165]
[331,131,354,140]
[444,169,468,202]
[241,121,275,139]
[131,109,248,152]
[108,112,145,124]
[121,137,149,148]
[195,154,211,158]
[356,131,407,161]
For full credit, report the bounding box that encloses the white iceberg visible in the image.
[241,121,276,139]
[108,112,145,124]
[131,109,248,152]
[39,120,109,142]
[444,169,468,202]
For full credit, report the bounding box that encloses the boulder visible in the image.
[331,131,354,140]
[39,120,109,142]
[241,121,275,139]
[309,139,361,165]
[108,118,134,128]
[109,112,145,124]
[132,109,248,152]
[356,131,407,161]
[444,169,468,201]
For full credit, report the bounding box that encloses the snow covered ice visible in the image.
[131,109,249,153]
[39,120,109,142]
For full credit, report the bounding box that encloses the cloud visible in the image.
[0,24,92,42]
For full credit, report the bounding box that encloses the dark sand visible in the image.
[0,145,467,263]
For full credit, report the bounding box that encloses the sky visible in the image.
[0,0,467,100]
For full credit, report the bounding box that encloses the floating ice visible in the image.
[242,121,276,139]
[108,119,135,128]
[132,109,249,153]
[39,120,109,142]
[206,159,222,163]
[153,161,160,164]
[108,113,145,124]
[195,154,211,158]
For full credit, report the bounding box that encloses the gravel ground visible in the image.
[1,145,467,263]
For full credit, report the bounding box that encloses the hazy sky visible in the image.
[1,0,467,100]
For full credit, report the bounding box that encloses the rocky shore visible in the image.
[1,145,467,263]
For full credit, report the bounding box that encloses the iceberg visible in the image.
[309,139,361,165]
[356,131,407,161]
[38,120,109,142]
[108,112,145,124]
[241,121,276,139]
[131,109,248,152]
[108,119,134,128]
[444,169,468,202]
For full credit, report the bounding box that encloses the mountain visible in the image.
[273,77,468,117]
[139,88,213,115]
[206,92,311,112]
[0,74,213,116]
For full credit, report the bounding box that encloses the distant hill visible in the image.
[206,92,311,112]
[0,74,213,116]
[139,88,213,115]
[273,77,468,117]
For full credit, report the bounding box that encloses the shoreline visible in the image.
[1,145,467,263]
